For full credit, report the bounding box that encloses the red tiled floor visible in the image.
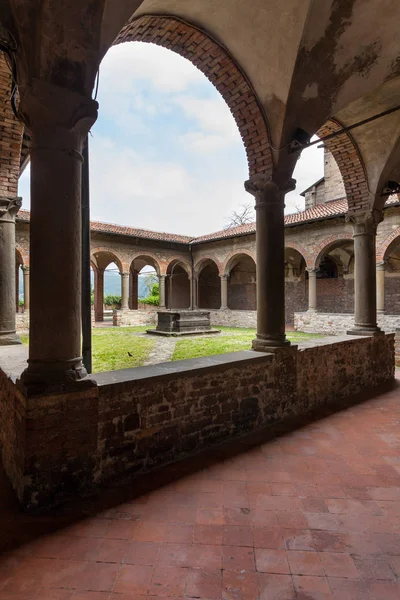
[2,380,400,597]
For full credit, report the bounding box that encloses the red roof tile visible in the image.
[16,195,399,245]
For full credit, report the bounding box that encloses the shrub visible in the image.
[140,282,159,306]
[104,295,121,308]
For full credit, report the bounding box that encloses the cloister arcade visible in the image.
[0,0,399,526]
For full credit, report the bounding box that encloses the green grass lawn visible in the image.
[20,327,155,373]
[172,327,322,361]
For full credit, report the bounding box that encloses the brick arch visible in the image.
[115,15,273,178]
[284,241,311,269]
[166,258,192,277]
[311,233,354,269]
[222,249,256,275]
[377,227,400,262]
[0,55,23,195]
[194,256,223,277]
[90,247,126,273]
[317,118,370,213]
[130,252,162,276]
[15,244,29,267]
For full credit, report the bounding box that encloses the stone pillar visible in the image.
[94,268,104,322]
[19,82,98,392]
[159,275,166,308]
[347,212,381,334]
[192,276,199,309]
[307,267,318,312]
[15,262,20,312]
[220,274,228,309]
[376,261,386,314]
[121,272,129,310]
[245,176,294,350]
[0,196,22,345]
[130,270,138,310]
[22,266,30,312]
[189,276,194,310]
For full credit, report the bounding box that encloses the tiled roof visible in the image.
[16,195,399,245]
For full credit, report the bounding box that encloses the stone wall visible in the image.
[113,308,157,327]
[294,311,400,334]
[16,312,29,332]
[316,278,354,313]
[385,277,400,313]
[209,309,257,328]
[324,149,346,203]
[285,279,307,324]
[1,334,393,510]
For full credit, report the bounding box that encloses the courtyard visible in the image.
[22,327,321,372]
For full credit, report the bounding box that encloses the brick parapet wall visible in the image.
[294,311,400,334]
[0,335,394,509]
[113,308,157,327]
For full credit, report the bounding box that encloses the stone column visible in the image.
[220,274,228,309]
[22,266,30,312]
[376,261,386,314]
[307,267,318,312]
[19,81,98,392]
[159,275,166,309]
[347,212,381,334]
[130,270,138,310]
[94,268,104,322]
[0,197,22,345]
[192,276,199,309]
[245,176,294,350]
[189,276,194,310]
[121,272,129,310]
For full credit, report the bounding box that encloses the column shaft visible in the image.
[94,268,104,321]
[23,266,30,311]
[245,177,293,350]
[307,268,318,312]
[0,197,21,344]
[348,213,381,334]
[376,262,385,314]
[192,277,198,309]
[159,275,166,308]
[220,275,228,309]
[121,272,129,310]
[189,277,194,310]
[130,271,138,310]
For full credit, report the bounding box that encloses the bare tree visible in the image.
[224,203,255,229]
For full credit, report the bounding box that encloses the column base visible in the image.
[252,335,290,352]
[307,308,318,313]
[18,358,96,396]
[347,325,382,336]
[0,331,22,345]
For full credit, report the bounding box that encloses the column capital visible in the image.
[0,196,22,223]
[22,265,30,273]
[120,272,130,278]
[19,79,98,143]
[219,273,229,279]
[376,260,387,271]
[244,174,296,205]
[159,274,166,279]
[306,267,318,275]
[346,210,383,236]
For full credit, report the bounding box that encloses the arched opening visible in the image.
[15,250,24,313]
[284,248,307,324]
[92,251,123,323]
[166,260,191,309]
[383,236,400,314]
[198,259,221,309]
[130,255,161,310]
[316,240,354,313]
[225,254,256,311]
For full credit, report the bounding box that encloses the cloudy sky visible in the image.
[18,43,324,237]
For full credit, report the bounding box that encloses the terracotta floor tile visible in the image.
[94,538,129,563]
[311,531,349,553]
[287,550,324,575]
[276,511,308,529]
[223,546,255,571]
[222,525,253,547]
[149,565,188,597]
[282,529,316,551]
[133,521,165,542]
[104,520,138,540]
[254,549,289,574]
[256,495,300,512]
[368,581,400,599]
[252,527,284,549]
[185,568,222,599]
[353,555,396,580]
[194,524,223,545]
[328,577,371,600]
[256,573,296,599]
[222,569,259,600]
[197,508,224,525]
[292,574,332,597]
[163,523,194,543]
[250,508,279,527]
[158,543,222,570]
[124,540,159,565]
[63,519,109,539]
[270,483,297,496]
[319,552,359,578]
[300,497,329,513]
[223,507,252,526]
[113,564,153,595]
[76,562,119,593]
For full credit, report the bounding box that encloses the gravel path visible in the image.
[143,336,177,366]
